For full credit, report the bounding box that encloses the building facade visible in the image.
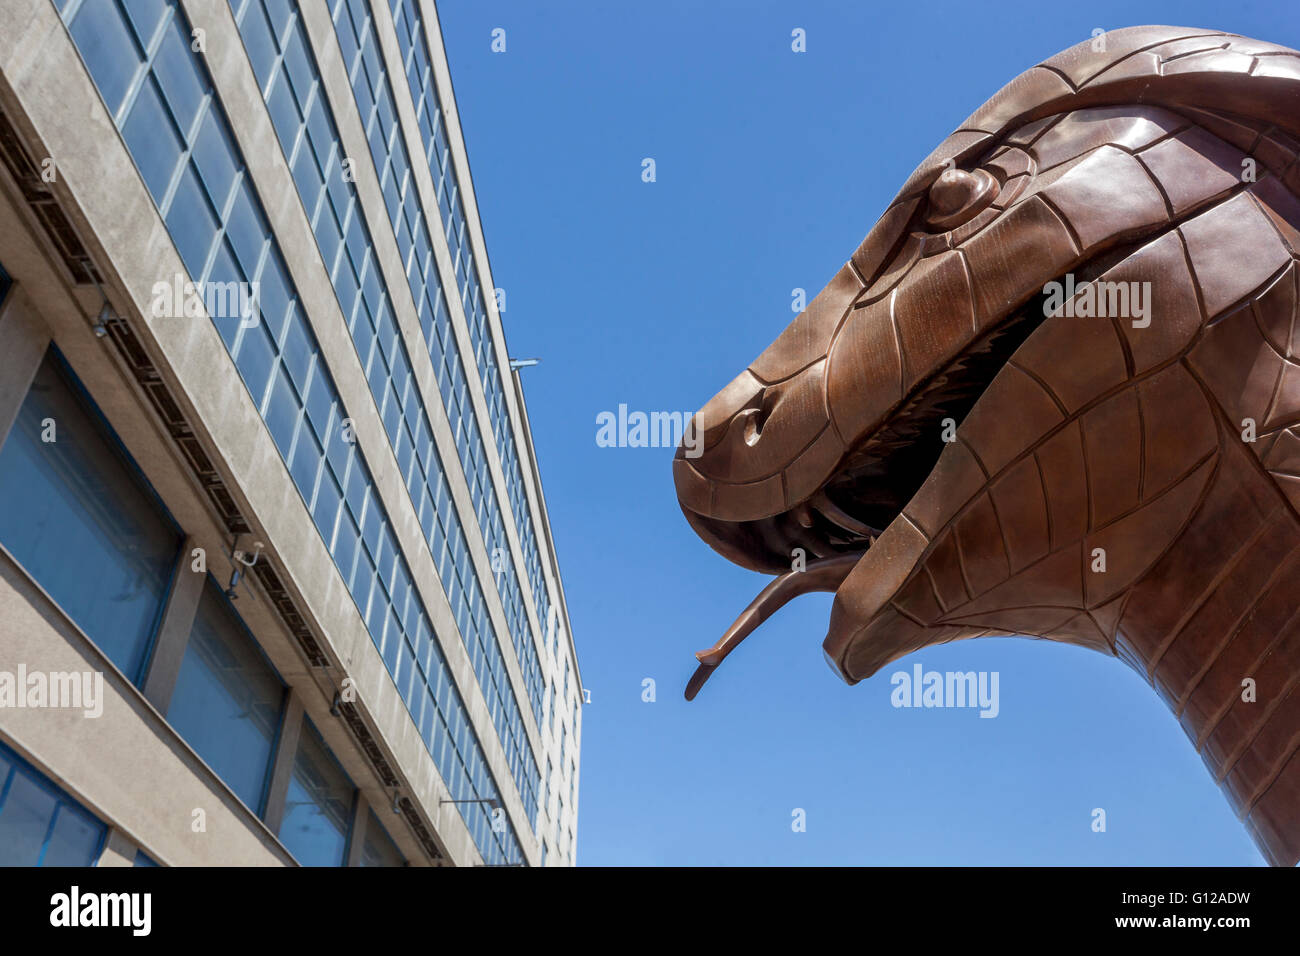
[0,0,581,867]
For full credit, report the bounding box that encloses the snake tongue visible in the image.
[684,552,863,700]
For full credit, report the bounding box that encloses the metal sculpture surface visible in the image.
[675,25,1300,865]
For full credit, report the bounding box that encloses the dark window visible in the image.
[0,739,106,866]
[278,719,353,866]
[0,351,181,682]
[358,810,403,866]
[166,578,285,813]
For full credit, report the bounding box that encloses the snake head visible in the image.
[676,24,1300,690]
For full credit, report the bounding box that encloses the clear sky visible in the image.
[435,0,1300,865]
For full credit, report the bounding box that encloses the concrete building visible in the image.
[0,0,581,867]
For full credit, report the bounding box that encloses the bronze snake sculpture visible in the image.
[674,25,1300,866]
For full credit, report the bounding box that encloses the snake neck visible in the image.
[1112,426,1300,866]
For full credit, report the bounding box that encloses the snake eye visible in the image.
[925,168,999,231]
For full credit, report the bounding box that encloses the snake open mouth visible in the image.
[681,271,1070,695]
[679,206,1230,701]
[679,291,1048,698]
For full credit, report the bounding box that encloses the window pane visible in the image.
[278,720,353,866]
[124,0,166,49]
[305,367,334,440]
[0,740,107,867]
[265,364,301,458]
[206,241,246,349]
[165,163,219,277]
[226,180,268,276]
[257,252,293,343]
[312,470,341,542]
[280,314,313,392]
[306,93,335,172]
[69,0,142,119]
[238,0,278,90]
[315,201,341,275]
[283,22,316,110]
[291,140,323,217]
[167,579,284,813]
[0,773,56,865]
[122,77,182,205]
[263,0,292,40]
[154,14,206,136]
[193,110,238,216]
[333,512,358,586]
[234,321,275,409]
[289,424,322,503]
[267,68,301,157]
[359,811,403,866]
[40,804,104,866]
[0,353,180,681]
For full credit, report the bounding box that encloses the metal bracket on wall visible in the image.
[224,535,264,601]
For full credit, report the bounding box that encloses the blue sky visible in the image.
[435,0,1300,864]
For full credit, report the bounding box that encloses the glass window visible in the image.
[333,2,359,65]
[233,320,275,409]
[0,739,106,866]
[315,201,342,276]
[207,242,246,348]
[333,512,359,586]
[193,111,238,216]
[283,23,316,110]
[267,65,302,155]
[69,0,142,120]
[305,95,334,172]
[278,720,353,866]
[41,796,108,866]
[165,163,219,276]
[312,470,342,543]
[0,351,180,682]
[326,159,351,224]
[265,365,301,458]
[226,180,268,277]
[239,0,278,91]
[166,579,285,812]
[334,256,360,326]
[358,810,403,866]
[124,0,166,49]
[280,314,313,392]
[257,252,293,343]
[291,140,323,216]
[133,849,160,866]
[154,14,206,136]
[305,370,335,442]
[289,425,322,503]
[263,0,292,38]
[122,76,182,205]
